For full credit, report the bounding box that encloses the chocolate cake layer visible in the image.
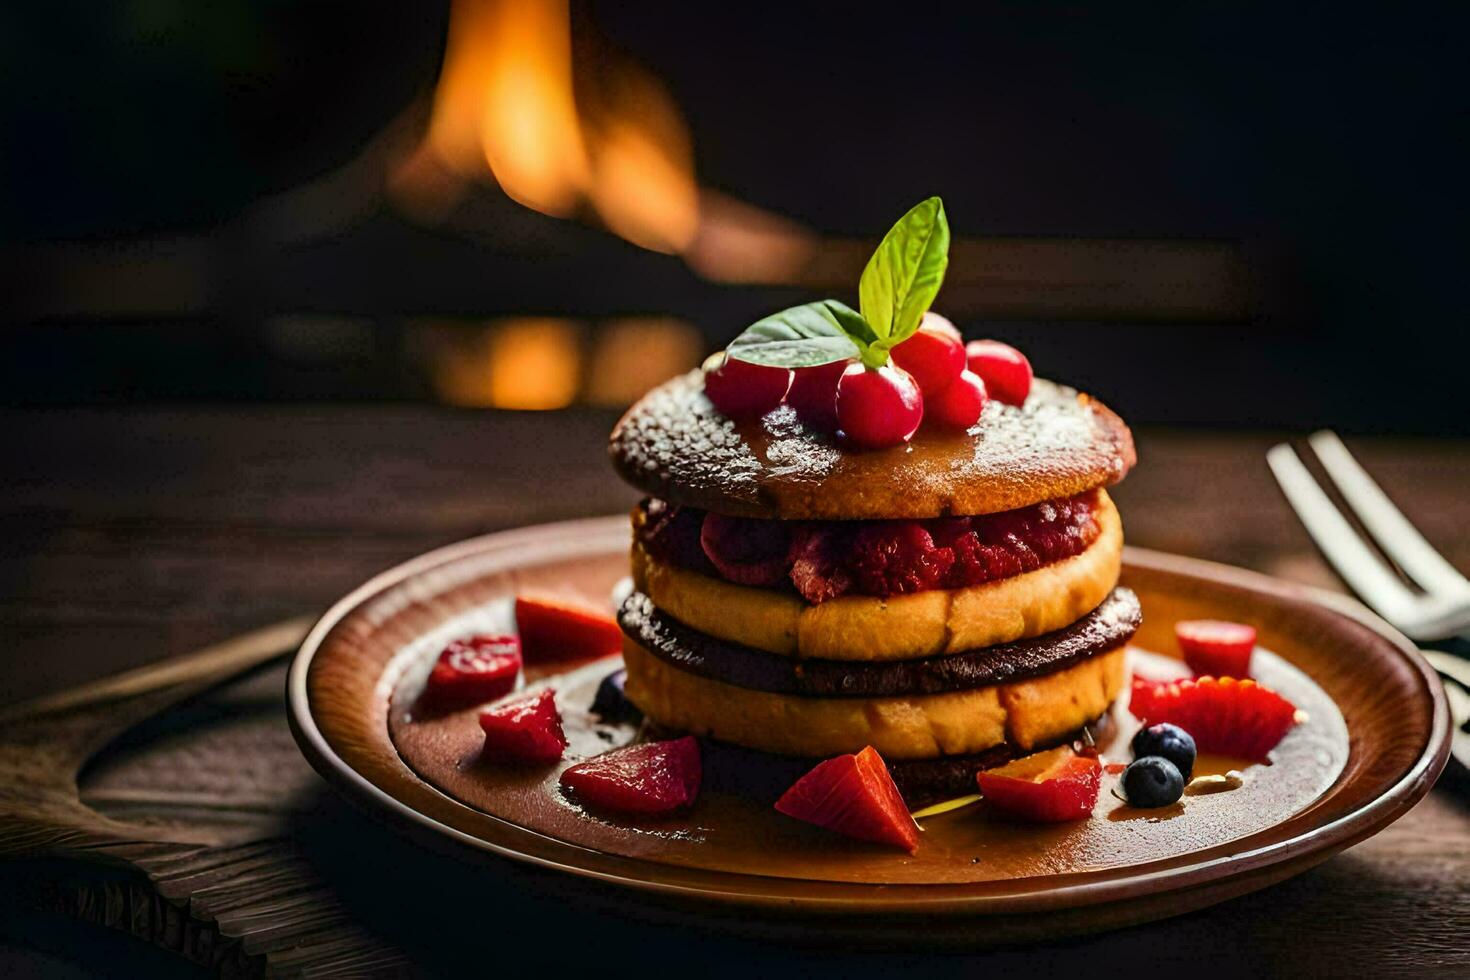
[618,586,1141,698]
[608,371,1135,521]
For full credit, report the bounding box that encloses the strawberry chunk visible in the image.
[478,689,567,764]
[559,736,701,814]
[1129,675,1298,760]
[422,635,521,708]
[515,594,622,663]
[1176,619,1257,678]
[975,746,1101,822]
[775,746,920,852]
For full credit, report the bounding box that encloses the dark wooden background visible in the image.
[1,407,1466,977]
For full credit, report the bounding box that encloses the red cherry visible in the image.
[702,354,792,420]
[890,325,965,395]
[921,311,962,341]
[925,369,988,430]
[965,340,1032,406]
[786,358,850,430]
[835,363,923,449]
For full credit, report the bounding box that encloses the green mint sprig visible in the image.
[725,197,949,370]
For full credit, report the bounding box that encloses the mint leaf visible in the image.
[727,300,870,368]
[858,196,950,352]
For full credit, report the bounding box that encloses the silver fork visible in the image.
[1268,430,1470,772]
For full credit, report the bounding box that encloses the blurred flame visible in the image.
[424,0,691,247]
[415,0,808,273]
[477,0,588,215]
[580,59,699,254]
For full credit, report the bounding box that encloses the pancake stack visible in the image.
[608,369,1139,802]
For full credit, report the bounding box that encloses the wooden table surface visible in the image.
[1,407,1467,977]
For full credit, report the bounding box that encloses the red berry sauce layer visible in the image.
[636,490,1101,604]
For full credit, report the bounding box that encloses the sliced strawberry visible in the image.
[1176,619,1257,678]
[422,635,521,708]
[478,689,567,764]
[774,746,920,852]
[1129,676,1297,760]
[975,745,1101,822]
[559,736,701,814]
[515,594,622,663]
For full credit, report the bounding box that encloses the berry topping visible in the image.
[975,745,1101,822]
[637,499,716,575]
[1121,756,1185,808]
[835,363,924,449]
[634,491,1101,601]
[702,354,792,420]
[423,635,521,709]
[1176,619,1257,678]
[774,745,920,852]
[1130,722,1197,779]
[1129,676,1298,760]
[890,323,966,395]
[849,522,954,596]
[939,493,1099,590]
[477,689,567,765]
[925,369,988,430]
[559,736,702,814]
[700,512,790,587]
[515,595,622,663]
[786,524,855,604]
[965,339,1032,406]
[591,668,642,725]
[786,359,850,430]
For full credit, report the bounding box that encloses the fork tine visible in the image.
[1307,431,1470,599]
[1266,443,1423,626]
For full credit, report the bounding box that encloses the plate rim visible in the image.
[287,515,1451,914]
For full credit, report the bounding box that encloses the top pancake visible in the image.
[608,370,1135,520]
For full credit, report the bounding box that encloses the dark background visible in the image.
[3,1,1467,431]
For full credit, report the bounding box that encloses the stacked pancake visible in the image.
[608,370,1140,802]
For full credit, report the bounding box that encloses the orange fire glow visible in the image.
[415,0,807,274]
[426,0,689,246]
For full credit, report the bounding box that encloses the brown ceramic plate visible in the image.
[287,517,1449,943]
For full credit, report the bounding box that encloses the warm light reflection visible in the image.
[417,317,582,409]
[585,318,702,405]
[487,317,581,408]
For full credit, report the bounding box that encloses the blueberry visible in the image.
[1130,722,1196,779]
[591,668,641,724]
[1122,756,1185,808]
